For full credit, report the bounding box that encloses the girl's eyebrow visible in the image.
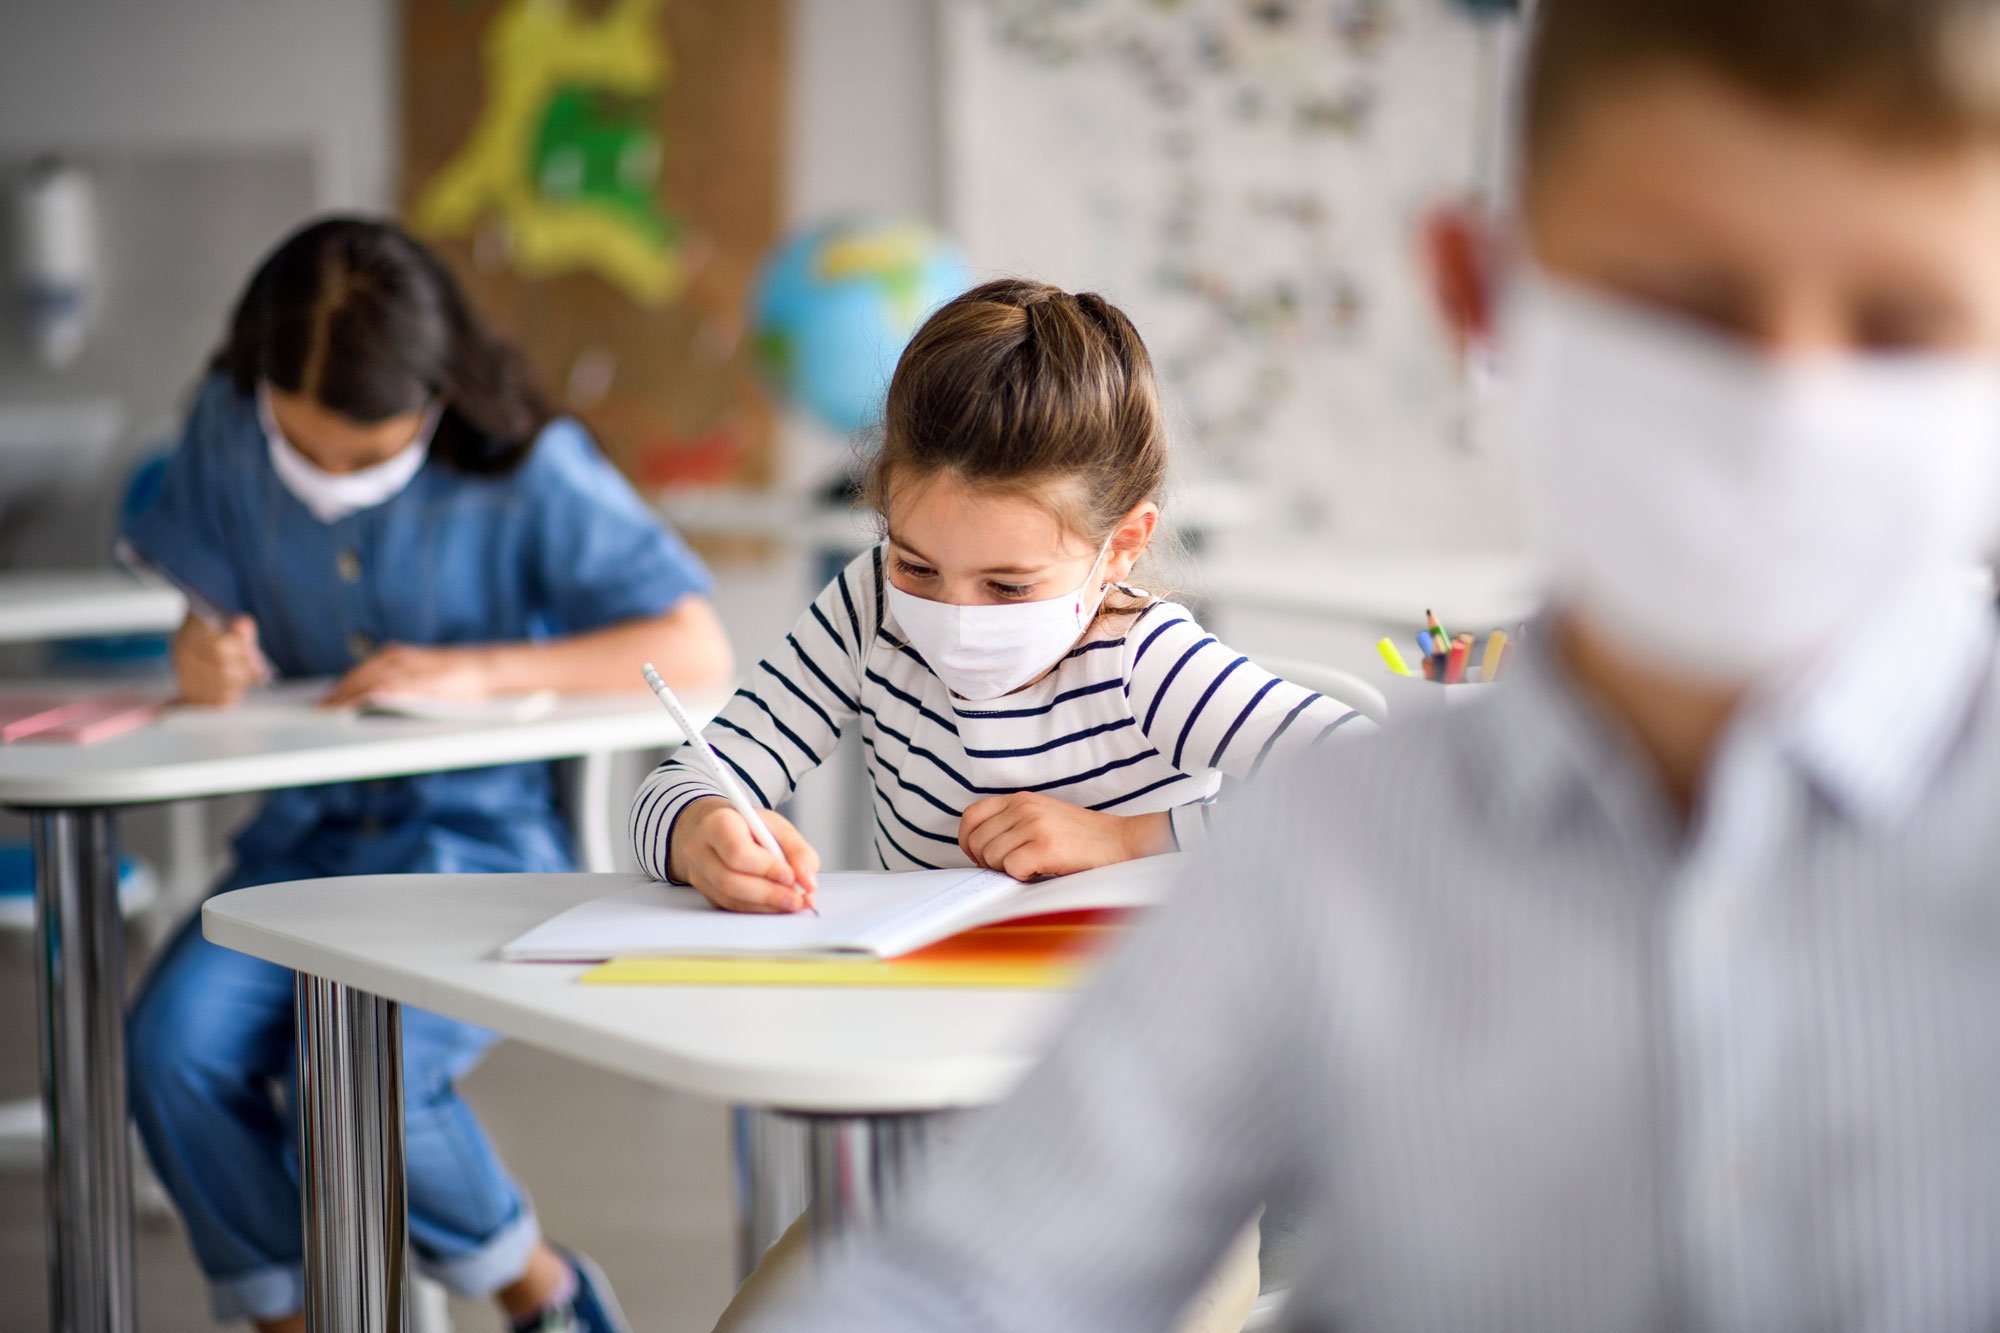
[886,533,933,564]
[887,534,1052,578]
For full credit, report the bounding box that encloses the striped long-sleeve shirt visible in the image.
[631,546,1366,878]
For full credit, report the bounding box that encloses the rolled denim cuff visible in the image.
[421,1201,541,1297]
[210,1263,305,1324]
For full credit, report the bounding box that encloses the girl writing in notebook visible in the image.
[631,276,1367,905]
[632,280,1366,1331]
[123,217,728,1333]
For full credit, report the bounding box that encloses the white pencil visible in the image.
[641,663,817,914]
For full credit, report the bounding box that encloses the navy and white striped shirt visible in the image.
[750,576,2000,1333]
[631,546,1364,878]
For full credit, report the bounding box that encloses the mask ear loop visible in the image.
[254,381,283,445]
[1075,539,1115,619]
[410,397,444,454]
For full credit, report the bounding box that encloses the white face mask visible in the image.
[886,544,1113,701]
[259,384,436,525]
[1501,270,2000,684]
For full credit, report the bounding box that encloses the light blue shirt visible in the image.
[755,576,2000,1333]
[124,374,713,887]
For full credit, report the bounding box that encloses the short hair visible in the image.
[1524,0,2000,161]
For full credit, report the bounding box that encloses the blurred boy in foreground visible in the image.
[752,0,2000,1328]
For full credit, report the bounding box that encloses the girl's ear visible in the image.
[1104,501,1159,584]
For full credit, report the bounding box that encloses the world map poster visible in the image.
[943,0,1525,546]
[402,0,785,489]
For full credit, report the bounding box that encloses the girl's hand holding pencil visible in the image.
[670,798,823,915]
[643,662,822,915]
[171,613,272,707]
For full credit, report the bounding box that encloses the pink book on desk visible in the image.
[0,697,91,743]
[2,694,166,745]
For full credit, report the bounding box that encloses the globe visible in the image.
[750,219,972,437]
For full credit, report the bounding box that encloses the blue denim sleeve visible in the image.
[521,419,714,633]
[119,375,250,617]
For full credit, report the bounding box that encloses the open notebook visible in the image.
[500,854,1183,962]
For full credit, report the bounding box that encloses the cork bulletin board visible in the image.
[401,0,786,490]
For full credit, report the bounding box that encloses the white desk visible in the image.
[0,690,709,810]
[204,872,1063,1108]
[204,871,1088,1327]
[0,687,726,1333]
[0,571,184,645]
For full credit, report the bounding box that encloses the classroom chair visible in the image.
[1252,657,1390,727]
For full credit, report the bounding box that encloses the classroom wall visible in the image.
[0,0,394,566]
[0,0,397,208]
[788,0,944,222]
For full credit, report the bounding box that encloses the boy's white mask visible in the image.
[259,384,436,525]
[1501,269,2000,683]
[887,543,1113,701]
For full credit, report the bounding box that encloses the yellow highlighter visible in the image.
[1377,638,1415,678]
[1479,630,1509,683]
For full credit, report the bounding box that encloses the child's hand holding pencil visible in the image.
[643,663,822,915]
[670,798,823,915]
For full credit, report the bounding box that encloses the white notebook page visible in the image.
[499,867,1017,961]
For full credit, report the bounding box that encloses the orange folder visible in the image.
[580,910,1127,990]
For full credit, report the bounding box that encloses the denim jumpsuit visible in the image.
[121,375,712,1322]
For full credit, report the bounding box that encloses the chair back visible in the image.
[1254,656,1390,726]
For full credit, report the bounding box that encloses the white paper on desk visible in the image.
[360,690,557,722]
[499,854,1182,963]
[159,681,350,728]
[159,683,558,727]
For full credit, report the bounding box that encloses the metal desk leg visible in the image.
[732,1107,810,1279]
[571,751,618,875]
[296,976,408,1333]
[798,1112,937,1235]
[32,807,134,1333]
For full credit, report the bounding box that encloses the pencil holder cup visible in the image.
[1379,675,1498,720]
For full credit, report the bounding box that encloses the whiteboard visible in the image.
[939,0,1526,547]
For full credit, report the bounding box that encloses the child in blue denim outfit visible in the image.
[123,217,731,1333]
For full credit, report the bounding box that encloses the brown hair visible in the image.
[1525,0,2000,162]
[216,216,554,474]
[867,279,1168,568]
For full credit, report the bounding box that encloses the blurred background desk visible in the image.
[1197,543,1542,680]
[0,686,725,1333]
[0,572,182,647]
